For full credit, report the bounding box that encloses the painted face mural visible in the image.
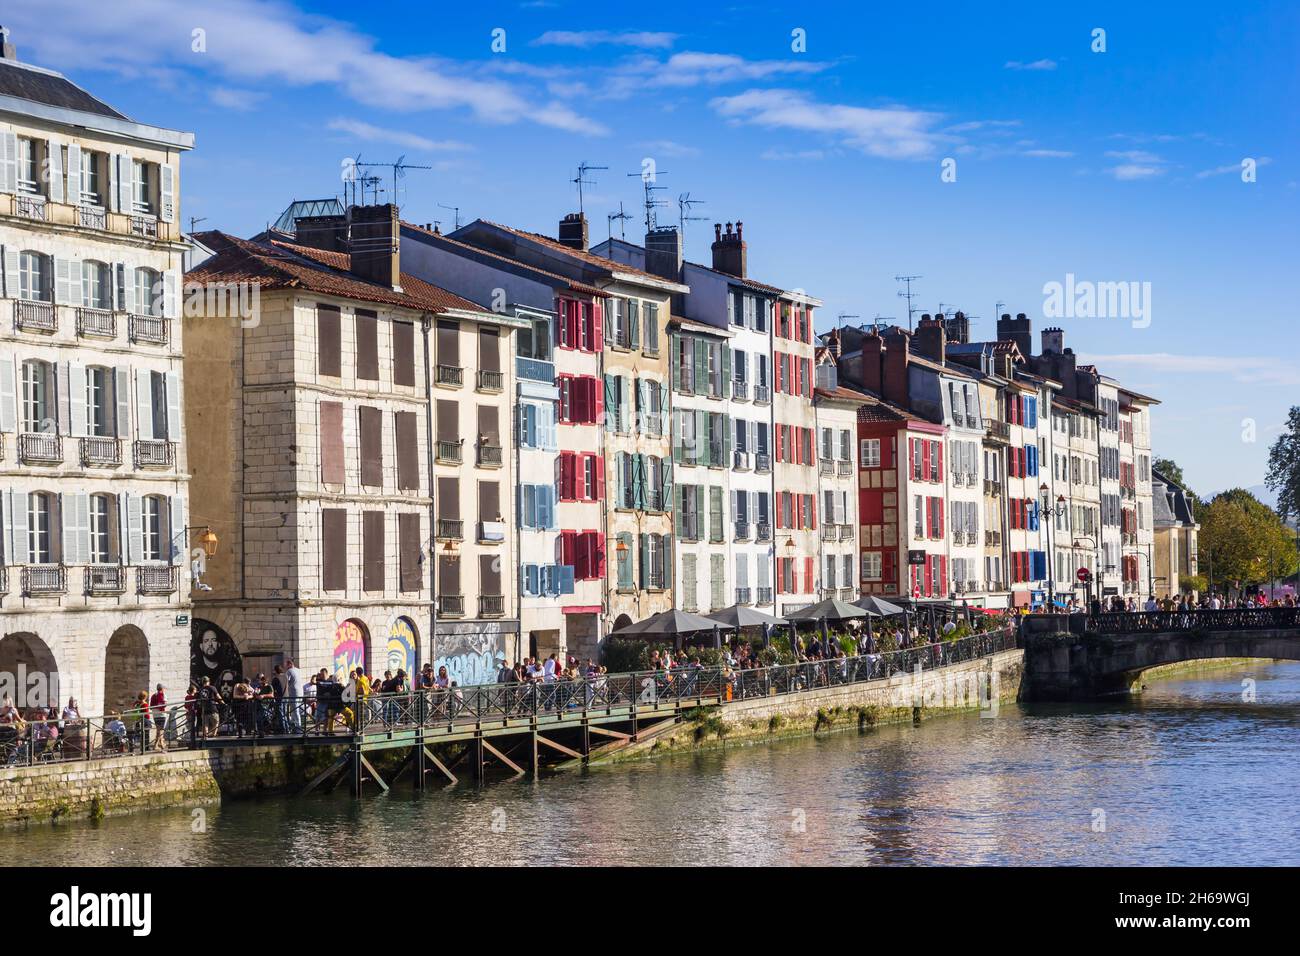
[190,621,243,690]
[333,620,367,680]
[387,618,417,676]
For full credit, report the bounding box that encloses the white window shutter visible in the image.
[72,493,89,565]
[164,270,178,319]
[56,361,71,436]
[116,154,131,213]
[7,488,28,563]
[54,257,71,305]
[60,493,78,565]
[106,152,118,213]
[135,369,153,439]
[46,140,63,204]
[0,356,14,433]
[66,143,82,205]
[0,131,16,194]
[125,493,141,564]
[165,370,180,440]
[160,164,175,222]
[2,245,18,298]
[68,362,86,437]
[114,366,131,438]
[170,496,184,563]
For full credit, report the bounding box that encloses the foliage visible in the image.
[1266,405,1300,526]
[600,637,651,674]
[1153,456,1200,512]
[1199,488,1300,587]
[872,627,899,653]
[1179,574,1207,593]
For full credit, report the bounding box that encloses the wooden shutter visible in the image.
[479,480,501,522]
[477,405,499,443]
[395,411,419,490]
[480,553,502,596]
[438,555,460,596]
[362,510,385,592]
[359,405,382,487]
[436,399,458,443]
[478,326,501,373]
[436,319,460,367]
[322,509,347,590]
[160,163,175,222]
[355,309,379,381]
[398,512,422,592]
[392,320,415,386]
[437,476,459,519]
[317,305,342,377]
[320,401,345,485]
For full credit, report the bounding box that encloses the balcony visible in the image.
[15,300,56,333]
[984,479,1002,496]
[819,459,833,476]
[18,432,62,464]
[15,195,46,221]
[130,215,158,238]
[129,313,170,345]
[435,518,463,540]
[479,595,505,618]
[840,587,857,602]
[477,370,504,392]
[476,441,503,467]
[837,459,853,477]
[733,449,751,471]
[734,587,752,605]
[644,490,663,512]
[80,436,122,467]
[85,565,126,595]
[76,307,116,338]
[734,520,751,541]
[838,524,854,541]
[965,415,979,429]
[137,565,177,595]
[819,587,839,602]
[679,517,701,543]
[821,524,836,541]
[439,595,465,618]
[732,379,749,401]
[435,439,463,464]
[754,452,771,473]
[78,205,107,230]
[478,521,506,544]
[754,384,771,404]
[22,565,66,596]
[756,522,772,542]
[435,364,464,387]
[954,580,967,594]
[134,439,175,468]
[756,587,774,606]
[516,356,555,384]
[985,530,1001,546]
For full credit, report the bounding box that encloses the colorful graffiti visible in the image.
[387,618,418,676]
[332,620,367,680]
[434,631,506,687]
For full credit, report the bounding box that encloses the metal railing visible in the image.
[819,459,833,476]
[477,441,503,467]
[80,436,121,466]
[733,449,751,470]
[735,587,752,605]
[516,356,555,383]
[129,313,169,345]
[78,205,107,230]
[840,587,857,601]
[134,438,175,468]
[985,530,1001,546]
[435,518,463,540]
[131,215,159,238]
[16,300,56,333]
[756,586,774,605]
[477,370,504,392]
[137,565,177,595]
[756,522,772,542]
[984,480,1002,496]
[1084,607,1300,634]
[76,307,115,337]
[755,452,771,473]
[16,195,46,221]
[838,523,854,541]
[479,595,505,618]
[732,379,749,400]
[754,384,771,404]
[734,520,750,541]
[837,459,853,476]
[85,565,126,594]
[440,594,465,617]
[436,364,463,387]
[19,432,62,464]
[436,439,463,464]
[22,564,66,595]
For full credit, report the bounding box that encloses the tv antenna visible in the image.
[836,312,860,329]
[627,168,669,231]
[895,275,922,331]
[189,216,207,234]
[438,203,462,231]
[677,192,708,255]
[573,162,607,217]
[357,155,432,206]
[607,202,634,242]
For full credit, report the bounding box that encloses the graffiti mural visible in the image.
[434,630,506,687]
[191,621,243,696]
[387,618,418,676]
[332,620,368,680]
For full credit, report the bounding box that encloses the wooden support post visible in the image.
[358,754,390,793]
[414,742,426,790]
[350,745,363,797]
[423,746,458,786]
[298,751,351,797]
[535,733,583,760]
[482,737,525,777]
[471,736,485,782]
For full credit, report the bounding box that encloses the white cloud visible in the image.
[638,139,701,157]
[1021,148,1074,158]
[599,51,833,98]
[1081,353,1300,387]
[760,148,826,161]
[4,0,606,133]
[326,118,471,152]
[533,30,678,50]
[209,87,267,111]
[1005,59,1057,71]
[1195,156,1272,179]
[710,88,945,160]
[1103,150,1168,180]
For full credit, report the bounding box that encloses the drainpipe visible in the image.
[421,313,437,666]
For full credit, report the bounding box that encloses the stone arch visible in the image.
[332,618,369,679]
[104,625,150,716]
[613,613,634,632]
[191,618,243,700]
[0,631,59,713]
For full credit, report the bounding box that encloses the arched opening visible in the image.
[104,625,150,716]
[613,613,634,632]
[332,619,369,680]
[386,617,419,678]
[0,632,59,713]
[191,619,243,699]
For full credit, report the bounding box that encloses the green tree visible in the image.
[1153,456,1200,514]
[1265,405,1300,525]
[1200,489,1299,590]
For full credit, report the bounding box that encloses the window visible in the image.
[21,360,54,433]
[89,494,114,563]
[132,159,154,215]
[141,495,166,562]
[862,551,882,580]
[85,366,113,437]
[134,268,161,316]
[517,314,553,363]
[27,492,54,564]
[19,251,51,301]
[17,137,41,195]
[81,260,111,309]
[642,301,659,354]
[80,151,103,205]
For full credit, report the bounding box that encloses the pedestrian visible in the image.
[284,658,304,732]
[150,683,168,750]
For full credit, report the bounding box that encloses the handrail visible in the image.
[1084,606,1300,634]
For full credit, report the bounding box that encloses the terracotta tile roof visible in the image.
[185,232,492,316]
[466,220,684,288]
[814,386,870,405]
[682,258,786,295]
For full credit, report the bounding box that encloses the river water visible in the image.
[5,662,1299,866]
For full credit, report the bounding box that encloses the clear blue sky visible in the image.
[8,0,1296,499]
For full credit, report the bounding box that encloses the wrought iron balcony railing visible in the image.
[756,586,774,605]
[16,300,56,333]
[819,459,833,476]
[756,522,772,542]
[79,205,107,230]
[753,384,771,404]
[134,439,175,468]
[18,432,62,464]
[734,520,750,541]
[16,195,46,221]
[435,439,463,464]
[85,565,126,595]
[130,216,158,238]
[479,595,505,618]
[477,441,503,467]
[436,364,463,387]
[733,449,751,471]
[732,379,749,401]
[477,370,504,392]
[735,587,752,605]
[80,436,122,467]
[754,452,771,473]
[837,459,853,476]
[129,313,169,345]
[137,565,177,595]
[439,594,465,617]
[76,307,115,338]
[22,564,67,596]
[435,518,463,540]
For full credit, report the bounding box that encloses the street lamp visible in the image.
[1038,483,1068,608]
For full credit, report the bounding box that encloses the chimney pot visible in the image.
[558,212,589,251]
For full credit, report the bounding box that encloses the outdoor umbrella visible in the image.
[852,595,906,617]
[609,608,725,637]
[785,599,869,622]
[705,606,788,628]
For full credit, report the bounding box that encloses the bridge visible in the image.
[1020,607,1300,700]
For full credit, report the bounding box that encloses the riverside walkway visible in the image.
[3,628,1019,796]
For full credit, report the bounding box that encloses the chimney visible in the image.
[860,330,884,395]
[996,311,1032,358]
[347,203,401,289]
[1041,327,1065,355]
[914,312,946,364]
[826,328,842,360]
[0,27,16,61]
[944,310,970,344]
[558,212,588,251]
[882,327,911,408]
[644,225,682,281]
[293,214,348,252]
[711,220,747,278]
